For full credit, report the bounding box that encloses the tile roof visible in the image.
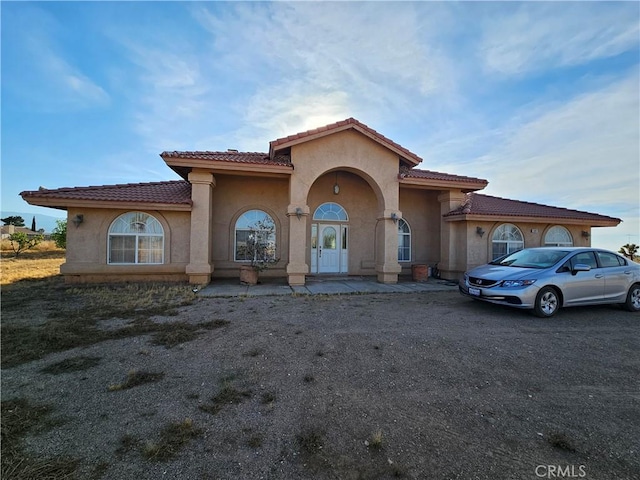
[400,167,488,185]
[269,117,423,165]
[21,181,192,206]
[161,151,291,166]
[445,193,621,223]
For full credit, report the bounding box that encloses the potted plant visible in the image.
[239,219,279,285]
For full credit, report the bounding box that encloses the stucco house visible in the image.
[21,117,621,285]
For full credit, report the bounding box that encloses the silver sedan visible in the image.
[459,247,640,317]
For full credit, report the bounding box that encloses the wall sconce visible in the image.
[333,171,340,195]
[476,226,485,238]
[295,207,303,220]
[390,212,398,224]
[72,214,84,227]
[581,230,591,239]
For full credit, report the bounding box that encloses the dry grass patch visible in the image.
[2,280,202,367]
[199,377,252,416]
[108,370,165,391]
[142,419,203,461]
[40,356,102,375]
[1,397,79,480]
[151,319,230,348]
[547,432,577,452]
[1,241,65,285]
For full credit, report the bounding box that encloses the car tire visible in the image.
[624,283,640,312]
[533,287,560,318]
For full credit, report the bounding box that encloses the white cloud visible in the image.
[480,3,639,75]
[194,2,456,128]
[474,72,639,216]
[108,34,214,152]
[3,4,109,110]
[38,47,110,108]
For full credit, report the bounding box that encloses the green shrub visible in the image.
[50,220,67,249]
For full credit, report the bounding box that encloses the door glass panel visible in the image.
[311,224,317,249]
[323,227,337,249]
[342,226,347,249]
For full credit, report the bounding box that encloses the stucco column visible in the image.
[286,204,310,286]
[438,190,466,280]
[186,171,215,285]
[376,209,402,283]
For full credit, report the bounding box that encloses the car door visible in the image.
[596,251,633,302]
[561,251,605,305]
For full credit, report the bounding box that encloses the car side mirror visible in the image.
[572,263,591,275]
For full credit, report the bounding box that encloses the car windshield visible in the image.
[490,249,569,269]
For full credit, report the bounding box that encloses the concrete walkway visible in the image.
[197,275,458,297]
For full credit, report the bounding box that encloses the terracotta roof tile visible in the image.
[161,151,291,166]
[270,117,423,165]
[400,168,488,185]
[445,193,621,223]
[21,181,192,205]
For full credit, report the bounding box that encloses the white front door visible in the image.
[318,224,340,273]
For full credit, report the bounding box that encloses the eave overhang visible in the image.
[161,155,293,180]
[20,195,193,212]
[399,176,488,193]
[444,213,621,227]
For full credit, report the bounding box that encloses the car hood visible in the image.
[467,264,542,281]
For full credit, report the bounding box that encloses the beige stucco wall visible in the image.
[61,207,190,283]
[210,175,289,278]
[399,188,442,274]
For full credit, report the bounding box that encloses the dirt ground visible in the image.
[2,289,639,480]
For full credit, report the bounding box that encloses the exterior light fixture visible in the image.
[582,230,591,239]
[333,171,340,195]
[476,226,485,238]
[72,214,84,227]
[390,212,398,224]
[295,207,303,220]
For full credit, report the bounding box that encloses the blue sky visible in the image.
[2,1,639,251]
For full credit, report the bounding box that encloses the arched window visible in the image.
[492,223,524,260]
[108,212,164,264]
[398,219,411,262]
[235,210,276,262]
[313,202,348,221]
[544,226,573,247]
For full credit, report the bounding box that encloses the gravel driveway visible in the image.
[2,290,639,480]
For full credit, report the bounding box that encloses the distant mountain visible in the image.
[1,211,65,234]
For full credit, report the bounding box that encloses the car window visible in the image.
[597,251,625,268]
[493,249,568,268]
[570,252,598,269]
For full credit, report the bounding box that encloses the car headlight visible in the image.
[501,279,536,288]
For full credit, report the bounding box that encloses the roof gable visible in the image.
[445,193,621,226]
[269,117,422,167]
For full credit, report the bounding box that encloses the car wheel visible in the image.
[534,287,560,318]
[624,283,640,312]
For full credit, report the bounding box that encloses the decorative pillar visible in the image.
[186,171,215,285]
[286,204,310,286]
[376,209,402,283]
[438,190,467,280]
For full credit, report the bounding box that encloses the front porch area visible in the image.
[197,275,458,297]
